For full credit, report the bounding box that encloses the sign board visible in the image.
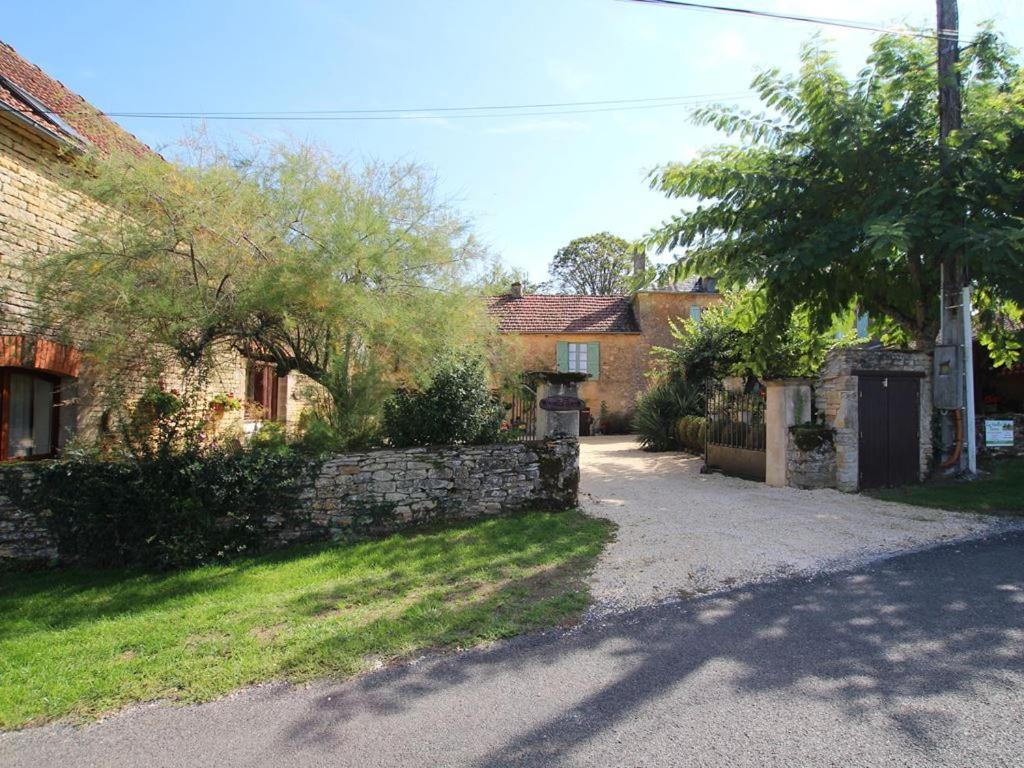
[539,395,583,412]
[985,419,1015,448]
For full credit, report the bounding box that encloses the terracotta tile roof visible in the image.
[0,41,153,157]
[486,295,640,334]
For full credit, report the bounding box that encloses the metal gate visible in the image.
[704,383,767,481]
[506,381,537,442]
[858,374,921,489]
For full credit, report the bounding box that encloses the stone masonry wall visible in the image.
[816,348,932,492]
[0,438,580,569]
[0,465,56,567]
[294,438,579,540]
[786,439,837,490]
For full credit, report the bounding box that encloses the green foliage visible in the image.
[31,446,312,570]
[633,378,704,452]
[383,354,504,448]
[674,415,707,453]
[648,32,1024,361]
[549,232,641,295]
[35,138,495,439]
[654,291,853,384]
[0,511,612,728]
[789,423,836,452]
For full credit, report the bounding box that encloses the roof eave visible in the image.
[0,101,84,154]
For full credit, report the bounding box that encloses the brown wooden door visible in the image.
[858,375,921,489]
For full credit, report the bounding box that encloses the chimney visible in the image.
[510,281,523,299]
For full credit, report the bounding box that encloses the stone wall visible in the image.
[295,438,579,539]
[0,438,580,569]
[816,348,932,492]
[0,465,56,567]
[786,439,837,490]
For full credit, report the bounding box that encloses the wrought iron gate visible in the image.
[704,382,767,481]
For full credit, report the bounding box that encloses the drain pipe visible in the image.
[962,286,978,474]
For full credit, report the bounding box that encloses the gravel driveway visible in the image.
[581,436,1008,611]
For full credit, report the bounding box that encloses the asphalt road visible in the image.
[4,531,1023,767]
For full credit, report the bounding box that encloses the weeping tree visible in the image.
[34,139,495,443]
[648,32,1024,362]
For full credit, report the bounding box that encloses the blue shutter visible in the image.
[587,342,600,379]
[556,341,569,372]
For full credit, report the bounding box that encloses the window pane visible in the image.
[577,345,587,372]
[33,377,53,455]
[7,373,53,458]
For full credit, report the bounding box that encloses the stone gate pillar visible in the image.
[765,378,813,487]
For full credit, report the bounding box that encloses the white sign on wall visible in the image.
[985,419,1015,448]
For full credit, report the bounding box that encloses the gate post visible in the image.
[765,378,813,487]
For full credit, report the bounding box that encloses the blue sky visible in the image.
[5,1,1022,281]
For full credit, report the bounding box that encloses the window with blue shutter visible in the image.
[557,341,599,379]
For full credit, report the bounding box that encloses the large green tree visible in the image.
[549,232,638,295]
[35,140,493,424]
[648,32,1024,358]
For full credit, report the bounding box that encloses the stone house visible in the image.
[486,279,721,422]
[0,41,310,459]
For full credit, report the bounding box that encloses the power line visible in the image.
[13,92,757,122]
[618,0,955,42]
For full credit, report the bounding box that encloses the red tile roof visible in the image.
[486,295,640,334]
[0,41,152,157]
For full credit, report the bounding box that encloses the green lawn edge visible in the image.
[869,458,1024,515]
[0,509,615,730]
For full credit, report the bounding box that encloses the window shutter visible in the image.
[556,341,569,372]
[587,342,600,379]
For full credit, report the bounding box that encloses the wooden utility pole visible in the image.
[936,0,975,472]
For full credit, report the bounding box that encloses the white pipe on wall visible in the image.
[962,286,977,474]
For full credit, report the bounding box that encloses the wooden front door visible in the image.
[858,375,921,489]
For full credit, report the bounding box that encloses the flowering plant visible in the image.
[210,392,242,411]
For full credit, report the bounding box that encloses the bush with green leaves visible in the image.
[634,378,703,452]
[382,353,504,448]
[20,445,313,570]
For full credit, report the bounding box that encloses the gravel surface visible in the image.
[4,532,1022,767]
[581,436,1012,612]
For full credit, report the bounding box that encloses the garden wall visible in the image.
[0,438,580,570]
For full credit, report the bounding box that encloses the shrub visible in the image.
[29,446,312,570]
[634,378,703,452]
[789,422,835,452]
[383,353,503,448]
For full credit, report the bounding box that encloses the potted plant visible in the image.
[209,392,242,417]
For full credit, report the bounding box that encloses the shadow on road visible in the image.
[282,534,1024,764]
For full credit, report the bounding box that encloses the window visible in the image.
[0,369,59,460]
[689,304,702,323]
[567,342,588,374]
[244,362,280,421]
[557,341,600,379]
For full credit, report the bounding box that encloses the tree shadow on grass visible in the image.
[278,533,1024,764]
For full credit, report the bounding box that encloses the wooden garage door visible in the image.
[858,375,921,490]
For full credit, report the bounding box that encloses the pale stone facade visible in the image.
[498,289,723,421]
[0,57,315,453]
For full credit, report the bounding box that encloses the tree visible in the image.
[647,33,1024,361]
[549,232,638,295]
[34,139,495,438]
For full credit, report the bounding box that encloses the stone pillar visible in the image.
[765,378,813,487]
[535,379,581,439]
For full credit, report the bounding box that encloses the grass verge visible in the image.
[871,458,1024,514]
[0,510,613,730]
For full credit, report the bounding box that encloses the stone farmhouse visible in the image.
[0,42,309,459]
[487,278,721,424]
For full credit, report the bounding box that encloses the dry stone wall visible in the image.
[0,438,580,569]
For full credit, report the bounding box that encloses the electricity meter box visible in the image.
[933,344,962,409]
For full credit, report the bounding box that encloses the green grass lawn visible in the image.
[872,458,1024,514]
[0,510,612,730]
